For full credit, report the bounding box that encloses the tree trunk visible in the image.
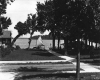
[28,38,31,49]
[89,39,90,46]
[85,38,87,50]
[95,42,97,49]
[58,37,60,49]
[64,37,68,55]
[91,41,93,47]
[52,32,55,50]
[57,32,60,49]
[80,38,82,51]
[28,31,34,49]
[76,38,80,80]
[0,25,2,35]
[0,15,2,35]
[11,34,21,46]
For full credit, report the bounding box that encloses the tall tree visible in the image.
[89,0,100,45]
[36,1,57,49]
[11,21,29,45]
[26,14,37,49]
[53,0,99,79]
[36,0,100,79]
[0,0,14,35]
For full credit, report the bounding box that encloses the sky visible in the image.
[5,0,49,38]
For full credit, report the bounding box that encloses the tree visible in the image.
[1,17,12,29]
[55,31,61,49]
[58,0,100,79]
[36,0,100,79]
[26,14,37,49]
[36,2,46,32]
[0,0,14,35]
[53,0,98,80]
[11,21,29,45]
[37,0,57,49]
[89,0,100,46]
[0,0,15,15]
[36,0,100,80]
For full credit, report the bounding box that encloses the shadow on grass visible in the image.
[14,67,47,72]
[25,48,47,51]
[81,59,100,66]
[80,54,100,66]
[14,73,76,80]
[31,51,54,57]
[14,72,100,80]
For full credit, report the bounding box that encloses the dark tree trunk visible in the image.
[80,38,82,51]
[91,41,93,47]
[89,39,90,46]
[57,32,60,49]
[95,42,97,49]
[0,16,2,35]
[64,37,68,55]
[76,38,80,80]
[11,34,22,46]
[85,38,87,50]
[75,39,78,49]
[58,37,60,49]
[28,31,34,49]
[52,32,55,50]
[0,27,2,35]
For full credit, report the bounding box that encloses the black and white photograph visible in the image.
[0,0,100,80]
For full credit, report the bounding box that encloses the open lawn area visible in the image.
[14,72,100,80]
[0,49,65,61]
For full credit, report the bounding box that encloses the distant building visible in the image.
[0,30,12,45]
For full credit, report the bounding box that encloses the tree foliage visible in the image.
[1,17,12,29]
[0,0,14,35]
[36,0,100,50]
[25,14,37,49]
[37,0,58,49]
[53,0,100,48]
[11,21,29,45]
[14,21,29,35]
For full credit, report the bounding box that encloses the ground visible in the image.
[0,49,100,80]
[0,49,65,61]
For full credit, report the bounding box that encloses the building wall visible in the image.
[0,30,12,45]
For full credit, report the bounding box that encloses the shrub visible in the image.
[0,46,12,58]
[15,45,20,50]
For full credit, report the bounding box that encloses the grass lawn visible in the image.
[64,49,100,66]
[0,49,65,61]
[79,51,100,66]
[14,72,100,80]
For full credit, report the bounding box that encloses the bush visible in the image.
[15,45,20,50]
[0,46,12,58]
